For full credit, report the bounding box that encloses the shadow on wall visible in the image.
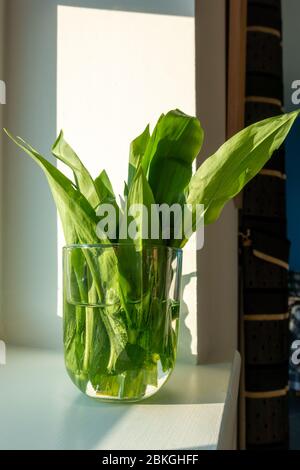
[177,271,196,363]
[4,0,59,349]
[55,0,194,16]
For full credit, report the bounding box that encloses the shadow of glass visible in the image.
[177,271,197,364]
[59,393,130,450]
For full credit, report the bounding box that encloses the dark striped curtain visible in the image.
[240,0,290,450]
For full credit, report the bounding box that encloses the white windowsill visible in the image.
[0,346,241,450]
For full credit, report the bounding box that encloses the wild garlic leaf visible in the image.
[94,169,116,204]
[6,131,127,371]
[121,165,156,250]
[118,166,157,331]
[81,250,127,373]
[144,109,204,205]
[141,113,165,175]
[52,131,100,209]
[94,169,120,241]
[181,110,300,246]
[100,305,128,372]
[128,124,150,188]
[5,130,99,245]
[123,181,129,199]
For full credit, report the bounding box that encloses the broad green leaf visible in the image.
[121,165,156,250]
[52,131,100,208]
[6,130,127,373]
[5,130,99,245]
[94,169,116,204]
[181,110,300,246]
[81,278,127,374]
[144,109,204,205]
[123,181,129,199]
[85,307,110,379]
[128,124,150,187]
[118,166,157,334]
[94,169,120,241]
[63,299,89,392]
[141,113,165,174]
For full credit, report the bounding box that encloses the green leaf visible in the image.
[64,302,89,392]
[141,113,165,174]
[183,110,300,244]
[5,130,99,245]
[144,109,204,205]
[123,181,129,199]
[6,131,127,373]
[121,165,156,250]
[85,308,110,380]
[94,169,116,204]
[94,170,120,241]
[128,124,150,188]
[71,245,127,373]
[118,166,157,336]
[118,165,155,293]
[52,130,100,208]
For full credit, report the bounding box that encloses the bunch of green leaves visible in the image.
[4,108,299,397]
[5,108,298,254]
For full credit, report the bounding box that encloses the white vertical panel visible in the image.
[0,0,5,339]
[196,0,237,363]
[57,6,197,359]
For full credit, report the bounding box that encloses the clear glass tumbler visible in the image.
[63,244,182,402]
